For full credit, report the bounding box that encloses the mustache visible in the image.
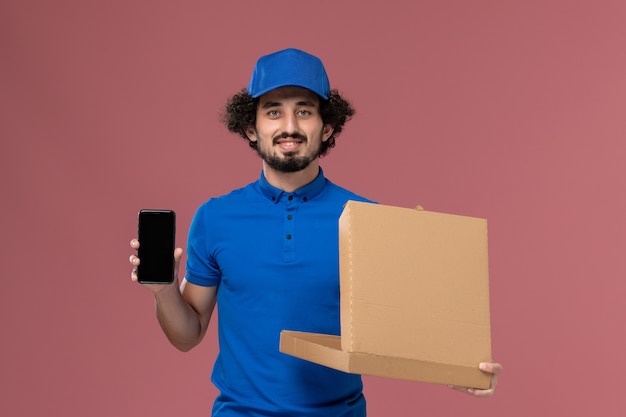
[273,132,307,143]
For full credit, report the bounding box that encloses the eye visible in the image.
[296,109,312,116]
[267,110,280,118]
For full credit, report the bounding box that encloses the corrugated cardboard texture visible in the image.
[280,201,492,389]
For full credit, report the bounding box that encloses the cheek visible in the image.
[253,121,278,140]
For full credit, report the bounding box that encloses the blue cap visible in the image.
[247,48,330,99]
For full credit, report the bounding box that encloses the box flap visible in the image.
[339,201,491,365]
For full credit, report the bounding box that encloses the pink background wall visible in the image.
[2,1,624,415]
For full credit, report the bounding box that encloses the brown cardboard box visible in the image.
[280,201,493,389]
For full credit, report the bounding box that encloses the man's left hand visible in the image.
[449,362,503,398]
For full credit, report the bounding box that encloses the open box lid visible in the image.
[280,201,493,389]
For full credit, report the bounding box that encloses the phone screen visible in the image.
[137,209,176,284]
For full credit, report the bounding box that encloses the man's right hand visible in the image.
[129,239,183,294]
[129,238,217,352]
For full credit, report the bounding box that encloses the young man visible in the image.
[130,48,502,416]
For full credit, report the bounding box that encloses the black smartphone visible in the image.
[137,209,176,284]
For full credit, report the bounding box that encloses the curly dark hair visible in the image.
[221,88,355,157]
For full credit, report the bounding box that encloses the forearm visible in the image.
[153,284,205,352]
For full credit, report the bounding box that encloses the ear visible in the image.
[322,124,334,142]
[245,127,258,142]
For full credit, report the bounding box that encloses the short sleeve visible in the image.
[184,202,221,287]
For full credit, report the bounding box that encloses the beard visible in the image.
[258,151,319,173]
[255,132,322,173]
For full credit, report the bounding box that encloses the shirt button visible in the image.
[303,196,308,202]
[288,195,293,201]
[286,234,292,240]
[287,215,293,220]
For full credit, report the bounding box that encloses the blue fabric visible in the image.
[185,168,372,417]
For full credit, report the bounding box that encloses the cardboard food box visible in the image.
[280,201,493,389]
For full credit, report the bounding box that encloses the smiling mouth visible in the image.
[274,135,306,152]
[277,140,301,150]
[274,132,307,143]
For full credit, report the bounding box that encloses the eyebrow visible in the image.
[261,100,317,109]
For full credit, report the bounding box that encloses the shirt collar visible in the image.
[258,168,327,204]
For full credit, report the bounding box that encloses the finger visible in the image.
[130,239,140,249]
[471,388,494,398]
[469,366,500,398]
[470,374,498,398]
[448,385,480,396]
[129,254,140,282]
[129,255,140,266]
[479,362,503,375]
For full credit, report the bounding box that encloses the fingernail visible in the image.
[467,388,474,394]
[479,363,488,371]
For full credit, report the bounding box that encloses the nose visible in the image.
[283,112,299,133]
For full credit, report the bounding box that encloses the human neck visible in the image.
[262,161,320,193]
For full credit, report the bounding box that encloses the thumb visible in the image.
[173,247,184,277]
[174,247,184,262]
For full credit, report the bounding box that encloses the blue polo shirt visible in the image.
[185,168,372,417]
